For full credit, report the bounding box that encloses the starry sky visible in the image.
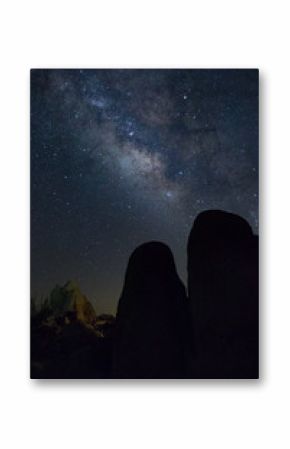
[31,69,258,314]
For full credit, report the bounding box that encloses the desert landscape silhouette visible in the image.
[31,209,259,379]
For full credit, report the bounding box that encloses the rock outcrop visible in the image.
[187,210,259,378]
[113,241,190,379]
[31,281,115,379]
[48,280,96,325]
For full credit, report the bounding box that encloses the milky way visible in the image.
[31,69,258,313]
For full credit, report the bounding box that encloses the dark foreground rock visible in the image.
[187,210,259,378]
[112,241,190,379]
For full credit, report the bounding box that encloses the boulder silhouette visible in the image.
[112,241,189,379]
[187,210,259,378]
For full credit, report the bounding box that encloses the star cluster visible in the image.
[31,69,258,313]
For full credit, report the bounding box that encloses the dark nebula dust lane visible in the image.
[31,69,258,313]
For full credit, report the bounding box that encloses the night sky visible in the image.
[31,69,258,314]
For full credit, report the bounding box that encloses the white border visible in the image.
[0,1,289,448]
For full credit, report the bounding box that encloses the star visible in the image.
[90,98,106,109]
